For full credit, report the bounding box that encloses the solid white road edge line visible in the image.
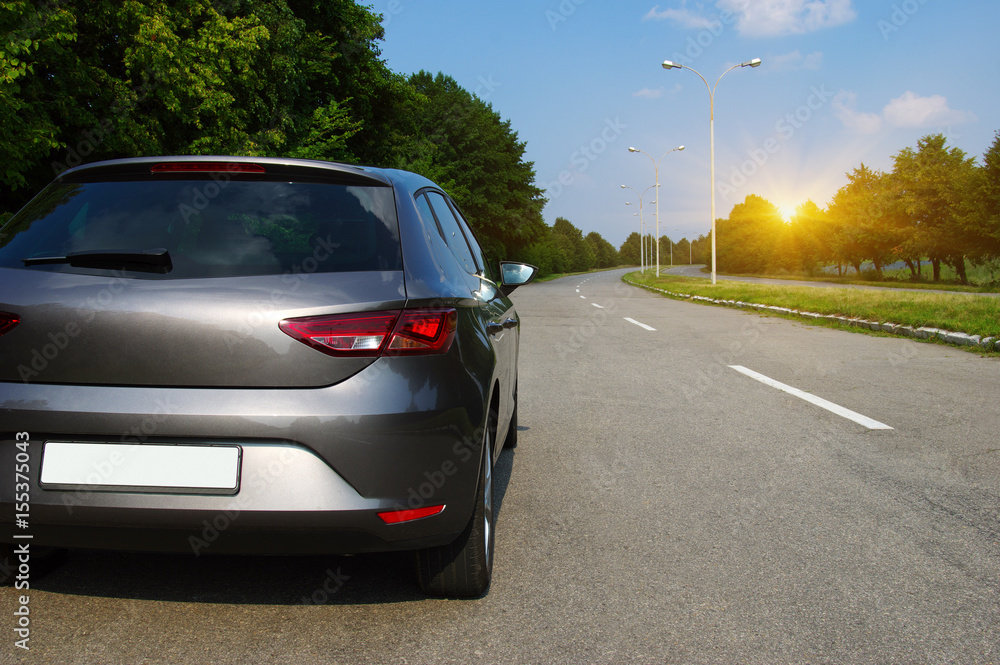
[624,318,656,331]
[728,365,893,430]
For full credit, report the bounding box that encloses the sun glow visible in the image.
[778,204,797,223]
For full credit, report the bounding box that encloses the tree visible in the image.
[715,195,783,274]
[827,164,910,279]
[0,1,78,193]
[619,232,641,266]
[966,131,1000,273]
[787,200,832,275]
[892,134,979,283]
[550,217,594,272]
[673,237,691,264]
[400,71,546,259]
[585,231,619,268]
[517,224,567,276]
[1,0,387,212]
[690,234,709,265]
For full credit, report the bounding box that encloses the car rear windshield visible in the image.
[0,178,402,279]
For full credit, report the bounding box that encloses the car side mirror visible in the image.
[498,261,538,295]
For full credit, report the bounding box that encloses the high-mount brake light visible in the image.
[279,308,457,358]
[150,162,266,174]
[0,312,19,336]
[377,505,445,524]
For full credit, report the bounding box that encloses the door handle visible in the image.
[502,318,518,329]
[487,322,504,335]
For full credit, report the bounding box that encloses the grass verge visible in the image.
[626,271,1000,339]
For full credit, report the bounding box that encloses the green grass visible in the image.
[678,261,1000,293]
[626,271,1000,338]
[723,271,997,294]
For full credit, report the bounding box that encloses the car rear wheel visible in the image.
[416,429,495,597]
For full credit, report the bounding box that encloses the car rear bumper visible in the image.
[0,363,489,555]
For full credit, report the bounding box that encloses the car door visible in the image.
[420,191,516,445]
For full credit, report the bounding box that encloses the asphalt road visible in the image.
[4,269,999,664]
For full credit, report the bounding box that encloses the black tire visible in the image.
[416,430,495,598]
[502,386,518,450]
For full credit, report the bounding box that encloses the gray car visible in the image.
[0,156,536,597]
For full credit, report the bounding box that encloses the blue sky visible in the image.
[371,0,1000,248]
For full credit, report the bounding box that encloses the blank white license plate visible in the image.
[40,442,241,491]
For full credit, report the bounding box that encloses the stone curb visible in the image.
[623,277,997,352]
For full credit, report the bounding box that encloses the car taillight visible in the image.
[384,309,457,356]
[279,308,457,358]
[377,505,445,524]
[0,312,19,336]
[150,162,266,174]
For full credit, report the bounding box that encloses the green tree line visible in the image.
[713,133,1000,285]
[1,0,554,260]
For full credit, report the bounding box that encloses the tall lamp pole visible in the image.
[661,58,761,284]
[621,184,656,272]
[628,145,684,276]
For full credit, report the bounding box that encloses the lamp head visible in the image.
[743,58,762,68]
[628,147,638,153]
[678,145,685,151]
[662,60,681,70]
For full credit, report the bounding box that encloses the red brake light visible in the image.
[150,162,266,174]
[377,505,445,524]
[0,312,19,336]
[384,309,457,355]
[279,308,457,358]
[279,312,398,357]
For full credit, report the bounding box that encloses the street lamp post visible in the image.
[662,57,761,284]
[624,203,642,272]
[621,184,656,272]
[628,145,684,276]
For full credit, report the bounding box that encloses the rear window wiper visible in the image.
[22,248,173,273]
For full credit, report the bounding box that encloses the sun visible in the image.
[778,204,797,223]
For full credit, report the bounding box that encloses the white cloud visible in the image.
[717,0,856,37]
[833,90,976,134]
[643,2,715,29]
[769,50,823,71]
[633,87,667,99]
[883,91,977,128]
[833,91,882,134]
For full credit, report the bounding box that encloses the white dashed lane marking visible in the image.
[729,365,893,430]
